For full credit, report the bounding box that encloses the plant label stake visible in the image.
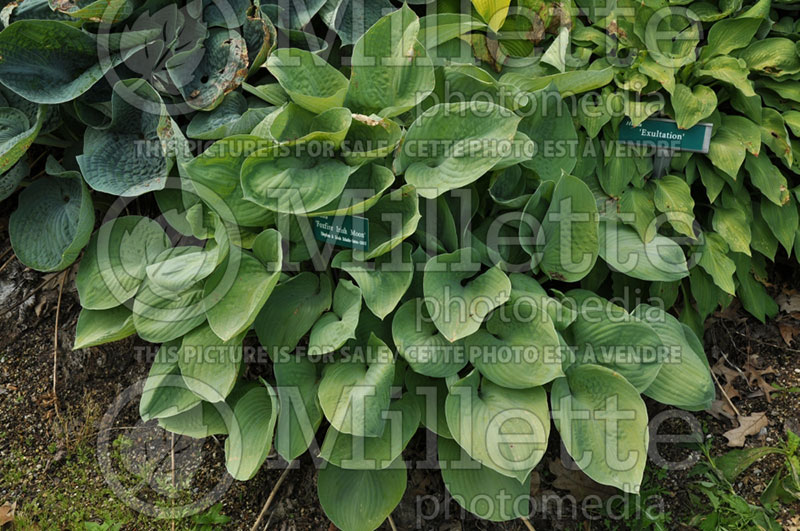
[618,117,713,179]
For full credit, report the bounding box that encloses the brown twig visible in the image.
[250,464,293,531]
[0,252,15,277]
[710,368,741,417]
[387,515,398,531]
[52,270,68,448]
[520,516,536,531]
[171,432,176,531]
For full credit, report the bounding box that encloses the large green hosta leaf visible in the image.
[536,174,599,282]
[445,370,549,482]
[466,299,564,389]
[254,272,332,357]
[240,144,355,213]
[353,184,421,261]
[438,437,530,522]
[551,364,649,493]
[73,306,136,349]
[308,279,362,356]
[266,47,349,114]
[177,324,242,403]
[320,393,420,469]
[9,173,94,272]
[345,4,434,118]
[183,135,274,227]
[320,0,395,46]
[186,92,272,140]
[76,216,171,310]
[405,371,451,438]
[566,290,664,391]
[518,84,578,180]
[341,114,403,166]
[332,244,413,320]
[0,104,45,174]
[394,101,522,199]
[317,333,394,437]
[633,304,714,411]
[423,248,511,342]
[77,80,171,197]
[273,353,323,461]
[254,103,351,149]
[0,20,130,103]
[203,245,281,341]
[317,460,406,531]
[225,381,279,480]
[132,277,206,343]
[140,341,201,421]
[392,299,469,378]
[158,401,228,438]
[599,220,689,282]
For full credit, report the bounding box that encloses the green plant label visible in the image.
[618,117,712,153]
[313,215,369,250]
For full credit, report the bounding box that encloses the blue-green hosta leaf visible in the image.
[423,248,511,342]
[317,460,406,531]
[500,68,615,98]
[261,0,326,28]
[599,220,689,282]
[320,0,395,46]
[307,163,395,217]
[9,174,94,272]
[332,244,413,320]
[186,92,273,140]
[166,28,248,110]
[178,323,242,403]
[345,5,434,118]
[240,144,355,213]
[518,85,578,180]
[466,299,564,389]
[308,279,362,356]
[0,159,28,201]
[225,381,279,480]
[204,243,281,341]
[341,114,403,166]
[139,341,201,421]
[77,79,171,197]
[243,7,275,75]
[405,371,451,438]
[145,245,221,293]
[353,184,421,261]
[508,273,576,331]
[183,135,274,227]
[254,102,351,149]
[567,292,664,391]
[0,20,130,103]
[320,393,420,469]
[158,401,228,438]
[253,272,332,357]
[73,306,136,350]
[551,364,648,494]
[537,174,599,282]
[694,231,736,295]
[273,353,323,461]
[761,195,799,255]
[76,216,171,310]
[48,0,134,22]
[671,84,716,130]
[438,437,530,522]
[132,277,206,343]
[266,47,349,114]
[417,13,487,49]
[317,333,394,437]
[392,299,469,378]
[633,304,714,411]
[445,370,549,482]
[394,101,521,199]
[0,105,44,173]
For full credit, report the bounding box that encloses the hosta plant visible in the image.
[1,0,799,528]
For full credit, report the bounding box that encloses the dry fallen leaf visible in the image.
[778,321,800,346]
[723,412,769,447]
[707,399,737,423]
[548,458,615,500]
[744,362,776,403]
[0,501,15,526]
[776,290,800,314]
